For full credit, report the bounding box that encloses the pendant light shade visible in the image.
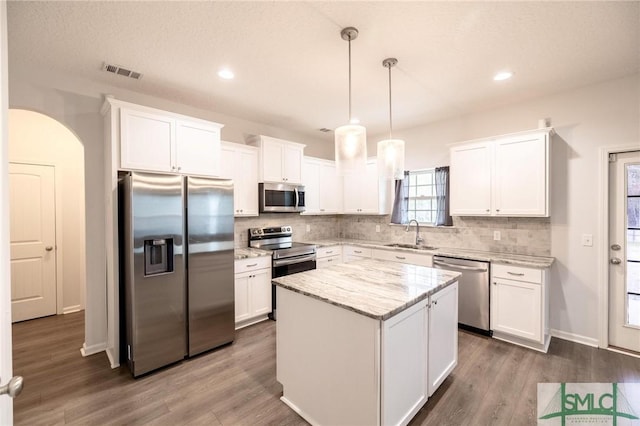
[378,58,406,180]
[335,27,367,176]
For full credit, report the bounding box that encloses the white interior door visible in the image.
[609,150,640,352]
[9,163,57,323]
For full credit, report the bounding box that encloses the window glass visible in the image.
[405,169,436,226]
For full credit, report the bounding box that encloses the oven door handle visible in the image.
[273,254,316,267]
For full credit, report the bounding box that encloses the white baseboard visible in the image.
[106,347,120,369]
[550,329,599,348]
[62,305,82,315]
[80,341,107,357]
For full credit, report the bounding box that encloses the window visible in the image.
[391,167,452,226]
[407,169,437,225]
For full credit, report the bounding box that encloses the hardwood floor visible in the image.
[12,312,640,425]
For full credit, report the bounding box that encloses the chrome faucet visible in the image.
[405,219,424,246]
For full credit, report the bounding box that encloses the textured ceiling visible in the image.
[7,1,640,141]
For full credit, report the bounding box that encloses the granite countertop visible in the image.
[307,238,554,269]
[234,247,271,260]
[272,258,461,321]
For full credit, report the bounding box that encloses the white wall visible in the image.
[8,109,86,314]
[370,73,640,343]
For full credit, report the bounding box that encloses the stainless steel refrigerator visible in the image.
[119,171,235,377]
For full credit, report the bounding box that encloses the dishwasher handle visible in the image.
[433,259,488,273]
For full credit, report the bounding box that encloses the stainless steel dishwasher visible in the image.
[433,255,491,335]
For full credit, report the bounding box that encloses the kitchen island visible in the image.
[273,259,461,426]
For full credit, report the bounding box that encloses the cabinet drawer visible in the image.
[492,264,541,284]
[343,246,372,258]
[317,255,341,269]
[235,256,271,273]
[372,249,432,267]
[317,245,342,259]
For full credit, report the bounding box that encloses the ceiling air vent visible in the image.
[318,128,332,133]
[102,62,143,80]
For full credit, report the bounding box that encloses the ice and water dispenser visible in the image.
[144,238,174,276]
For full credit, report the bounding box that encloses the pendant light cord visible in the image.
[388,63,393,139]
[348,37,352,122]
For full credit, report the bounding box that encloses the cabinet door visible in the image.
[494,133,547,216]
[283,144,303,184]
[382,300,428,426]
[320,162,343,214]
[237,148,259,216]
[450,142,492,215]
[262,139,284,182]
[342,171,364,213]
[359,161,380,213]
[492,278,542,342]
[234,275,251,323]
[219,143,236,180]
[175,120,221,176]
[302,159,321,214]
[428,282,458,396]
[120,108,173,172]
[251,269,272,316]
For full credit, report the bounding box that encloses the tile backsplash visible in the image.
[235,214,550,256]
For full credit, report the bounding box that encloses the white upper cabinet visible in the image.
[302,156,343,215]
[220,141,259,217]
[343,159,392,215]
[450,142,492,215]
[174,120,221,176]
[450,129,551,217]
[118,102,223,176]
[246,135,305,184]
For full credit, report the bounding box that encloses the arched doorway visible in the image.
[7,109,86,320]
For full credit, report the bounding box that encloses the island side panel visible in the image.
[276,287,381,426]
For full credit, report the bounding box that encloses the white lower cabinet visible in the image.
[372,248,433,267]
[428,282,458,396]
[234,257,272,329]
[491,263,550,352]
[342,245,372,263]
[316,245,342,268]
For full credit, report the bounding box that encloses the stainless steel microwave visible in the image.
[259,183,306,213]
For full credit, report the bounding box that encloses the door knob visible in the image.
[0,376,23,398]
[610,258,622,265]
[611,244,621,251]
[45,246,53,251]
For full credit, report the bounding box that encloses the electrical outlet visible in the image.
[493,231,501,241]
[306,224,310,233]
[582,234,593,247]
[376,225,381,233]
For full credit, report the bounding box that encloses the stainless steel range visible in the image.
[249,226,316,319]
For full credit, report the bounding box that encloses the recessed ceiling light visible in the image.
[218,68,234,80]
[493,71,513,81]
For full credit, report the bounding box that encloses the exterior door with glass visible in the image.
[609,150,640,352]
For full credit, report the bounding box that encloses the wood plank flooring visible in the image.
[12,312,640,425]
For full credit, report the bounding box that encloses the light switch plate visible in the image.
[493,231,501,241]
[376,225,381,233]
[582,234,593,247]
[306,224,310,232]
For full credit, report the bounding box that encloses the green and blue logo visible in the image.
[538,383,640,425]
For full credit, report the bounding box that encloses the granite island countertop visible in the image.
[306,238,554,269]
[234,247,271,260]
[272,258,461,321]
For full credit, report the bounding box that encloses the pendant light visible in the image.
[377,58,406,180]
[335,27,367,176]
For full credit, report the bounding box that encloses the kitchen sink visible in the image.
[384,243,438,251]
